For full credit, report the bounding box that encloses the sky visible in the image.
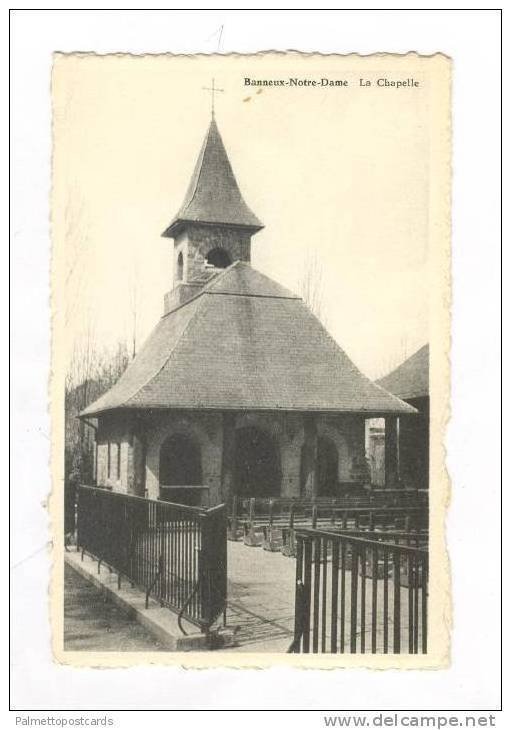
[52,53,438,380]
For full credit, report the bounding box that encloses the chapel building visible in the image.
[81,116,416,506]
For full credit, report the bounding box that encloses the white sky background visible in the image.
[54,53,432,381]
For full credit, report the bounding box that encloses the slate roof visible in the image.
[376,344,429,400]
[162,118,263,237]
[81,262,416,417]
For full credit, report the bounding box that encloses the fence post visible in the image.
[422,554,428,654]
[288,537,306,653]
[282,502,296,558]
[198,516,211,629]
[244,497,261,547]
[393,550,401,653]
[312,502,318,530]
[350,544,359,653]
[289,501,295,531]
[229,494,239,540]
[302,538,313,653]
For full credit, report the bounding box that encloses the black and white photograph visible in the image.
[50,51,450,665]
[9,7,503,720]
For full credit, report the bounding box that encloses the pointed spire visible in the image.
[163,117,263,238]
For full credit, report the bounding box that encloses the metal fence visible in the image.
[228,493,428,541]
[76,486,227,633]
[289,527,428,654]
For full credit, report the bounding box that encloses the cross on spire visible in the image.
[202,78,224,117]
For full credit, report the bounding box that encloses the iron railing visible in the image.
[289,528,428,654]
[229,491,427,525]
[230,494,428,555]
[76,486,227,633]
[228,494,428,541]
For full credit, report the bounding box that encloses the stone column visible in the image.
[302,414,318,498]
[93,441,98,486]
[221,412,237,502]
[385,416,399,487]
[132,435,147,497]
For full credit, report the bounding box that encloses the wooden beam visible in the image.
[221,411,237,501]
[302,414,318,498]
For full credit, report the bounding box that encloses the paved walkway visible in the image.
[225,542,296,652]
[64,563,165,652]
[64,545,296,653]
[224,542,423,653]
[64,543,422,654]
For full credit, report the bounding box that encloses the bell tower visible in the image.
[162,115,263,311]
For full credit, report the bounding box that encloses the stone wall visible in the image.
[95,409,368,504]
[96,413,133,492]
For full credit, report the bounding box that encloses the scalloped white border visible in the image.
[10,9,501,712]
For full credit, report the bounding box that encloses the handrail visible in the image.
[294,526,429,556]
[325,529,428,539]
[79,484,219,515]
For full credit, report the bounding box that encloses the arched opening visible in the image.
[234,427,281,497]
[159,433,202,487]
[206,247,231,269]
[300,435,339,496]
[176,251,184,281]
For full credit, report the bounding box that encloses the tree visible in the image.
[299,248,327,326]
[65,336,130,529]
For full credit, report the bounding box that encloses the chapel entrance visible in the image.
[317,436,339,496]
[300,435,339,497]
[234,427,281,497]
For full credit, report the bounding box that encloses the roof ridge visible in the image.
[160,264,240,319]
[205,290,300,301]
[81,275,418,417]
[295,299,417,413]
[200,259,242,292]
[179,121,211,217]
[124,294,208,407]
[377,343,429,382]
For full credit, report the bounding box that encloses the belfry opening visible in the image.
[206,247,231,269]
